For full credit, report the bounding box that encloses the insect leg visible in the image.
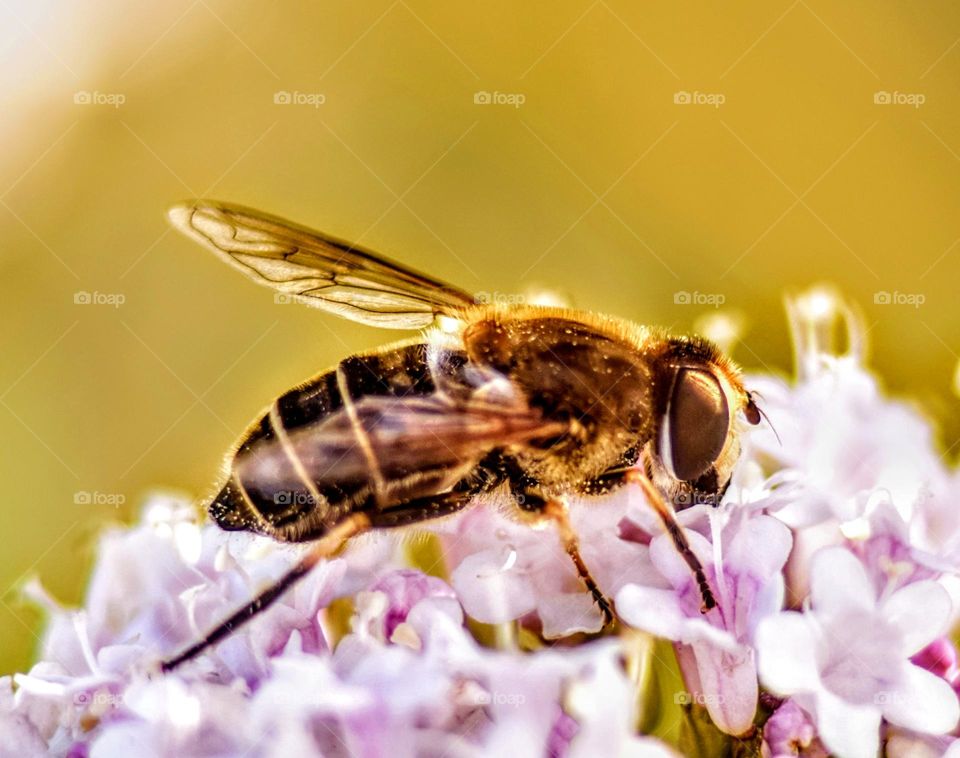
[162,484,483,673]
[622,469,716,612]
[161,512,371,672]
[544,498,616,626]
[366,486,481,529]
[510,487,615,627]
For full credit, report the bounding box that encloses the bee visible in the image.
[160,201,763,671]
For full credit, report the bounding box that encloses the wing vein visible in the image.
[168,200,476,329]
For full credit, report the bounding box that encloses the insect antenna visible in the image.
[747,391,782,446]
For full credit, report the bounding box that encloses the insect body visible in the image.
[161,201,762,671]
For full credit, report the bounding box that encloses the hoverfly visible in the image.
[161,201,763,671]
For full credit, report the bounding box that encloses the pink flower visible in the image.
[912,637,960,690]
[741,366,942,531]
[444,491,658,638]
[848,497,941,596]
[616,508,792,734]
[756,546,960,758]
[3,496,680,756]
[359,569,457,642]
[761,699,827,758]
[7,286,960,756]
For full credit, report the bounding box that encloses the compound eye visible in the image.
[660,368,730,481]
[744,395,762,425]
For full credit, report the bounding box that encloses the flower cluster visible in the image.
[3,287,960,757]
[3,496,676,757]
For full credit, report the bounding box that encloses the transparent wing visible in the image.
[233,391,567,536]
[168,200,476,329]
[287,393,565,491]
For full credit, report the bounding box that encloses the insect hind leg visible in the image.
[366,487,479,529]
[161,512,371,672]
[161,488,480,673]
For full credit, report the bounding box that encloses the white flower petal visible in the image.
[725,514,793,579]
[648,530,713,589]
[809,546,875,616]
[881,581,952,655]
[616,585,738,650]
[691,640,757,736]
[90,723,156,758]
[450,547,537,623]
[814,688,882,758]
[772,489,837,529]
[882,663,960,735]
[755,612,820,693]
[616,585,687,640]
[538,593,603,638]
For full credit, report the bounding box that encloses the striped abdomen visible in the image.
[207,342,552,543]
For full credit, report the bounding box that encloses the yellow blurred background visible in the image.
[2,0,960,675]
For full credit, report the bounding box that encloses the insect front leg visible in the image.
[615,468,717,613]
